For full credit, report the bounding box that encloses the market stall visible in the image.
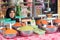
[0,0,58,40]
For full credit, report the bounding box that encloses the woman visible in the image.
[0,11,4,19]
[0,0,4,11]
[5,8,16,20]
[1,4,7,17]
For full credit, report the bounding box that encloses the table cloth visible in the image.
[0,32,60,40]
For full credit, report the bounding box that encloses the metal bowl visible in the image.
[3,34,16,39]
[46,26,58,33]
[20,31,33,36]
[3,29,17,39]
[17,25,34,36]
[0,27,6,34]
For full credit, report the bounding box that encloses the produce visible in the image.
[17,25,34,36]
[46,25,58,33]
[3,28,17,38]
[18,25,34,31]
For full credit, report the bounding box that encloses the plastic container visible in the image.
[11,20,16,25]
[4,18,11,21]
[16,16,25,18]
[34,28,46,35]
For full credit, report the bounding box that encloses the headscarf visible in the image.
[5,8,16,20]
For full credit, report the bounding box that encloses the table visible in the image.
[0,32,60,40]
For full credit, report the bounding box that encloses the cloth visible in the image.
[0,32,60,40]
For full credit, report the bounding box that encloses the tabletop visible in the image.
[0,32,60,40]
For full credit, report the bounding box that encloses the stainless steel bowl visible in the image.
[3,34,16,39]
[20,31,33,36]
[46,27,58,33]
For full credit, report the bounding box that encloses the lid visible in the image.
[16,16,24,18]
[4,29,17,34]
[4,20,10,23]
[4,18,11,21]
[21,17,32,20]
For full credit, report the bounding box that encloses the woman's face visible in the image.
[2,6,7,12]
[9,10,15,18]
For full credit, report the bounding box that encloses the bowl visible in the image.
[13,22,22,29]
[20,31,33,36]
[54,19,60,23]
[46,25,58,33]
[17,25,34,36]
[3,34,17,39]
[0,27,6,34]
[3,29,17,39]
